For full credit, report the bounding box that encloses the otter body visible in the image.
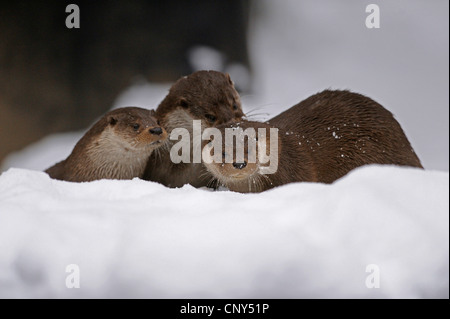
[204,90,423,193]
[144,70,245,187]
[46,107,167,182]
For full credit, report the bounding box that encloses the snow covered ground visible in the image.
[0,1,448,299]
[0,166,448,298]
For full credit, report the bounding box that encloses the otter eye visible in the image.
[132,124,140,131]
[205,114,216,123]
[180,99,189,108]
[233,103,238,110]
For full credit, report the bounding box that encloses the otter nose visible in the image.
[149,127,163,135]
[232,161,247,170]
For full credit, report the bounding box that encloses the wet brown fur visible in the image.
[45,107,167,182]
[143,70,245,187]
[205,90,423,193]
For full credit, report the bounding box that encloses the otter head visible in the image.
[64,107,168,181]
[104,107,168,153]
[202,120,280,193]
[156,70,245,133]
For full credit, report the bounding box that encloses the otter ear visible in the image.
[108,115,118,126]
[225,73,234,86]
[178,98,189,109]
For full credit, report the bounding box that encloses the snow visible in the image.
[0,165,447,298]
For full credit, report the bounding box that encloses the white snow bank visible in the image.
[0,165,448,298]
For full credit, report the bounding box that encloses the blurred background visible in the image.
[1,0,448,172]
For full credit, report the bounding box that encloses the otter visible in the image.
[45,107,167,182]
[143,70,245,187]
[203,90,423,193]
[202,120,316,193]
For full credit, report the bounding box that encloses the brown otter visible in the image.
[203,90,423,193]
[143,70,245,187]
[45,107,167,182]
